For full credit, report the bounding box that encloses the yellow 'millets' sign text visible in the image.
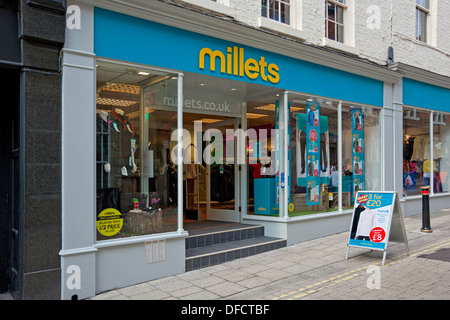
[199,46,280,84]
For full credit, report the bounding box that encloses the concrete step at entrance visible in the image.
[185,224,286,271]
[185,224,265,249]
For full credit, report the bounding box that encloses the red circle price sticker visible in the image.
[369,227,386,243]
[309,130,317,142]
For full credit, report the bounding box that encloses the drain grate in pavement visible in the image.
[419,248,450,262]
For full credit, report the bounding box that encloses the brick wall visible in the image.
[180,0,450,77]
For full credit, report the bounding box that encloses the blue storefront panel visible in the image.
[403,78,450,112]
[94,7,384,107]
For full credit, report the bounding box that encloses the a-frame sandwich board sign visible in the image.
[345,191,409,265]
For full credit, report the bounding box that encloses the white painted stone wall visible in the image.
[180,0,450,77]
[391,0,450,77]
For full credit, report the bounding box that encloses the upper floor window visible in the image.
[261,0,291,25]
[325,0,346,43]
[416,0,430,42]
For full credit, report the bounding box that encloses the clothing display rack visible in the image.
[184,144,200,220]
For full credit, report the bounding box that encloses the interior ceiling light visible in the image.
[99,82,141,95]
[197,118,223,124]
[96,97,139,107]
[246,113,268,119]
[138,71,150,76]
[255,104,304,112]
[255,104,276,111]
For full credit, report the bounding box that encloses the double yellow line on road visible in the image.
[272,238,450,300]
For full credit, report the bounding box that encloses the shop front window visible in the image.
[289,97,339,215]
[247,99,277,216]
[432,112,450,194]
[342,104,382,208]
[287,94,381,216]
[403,107,430,196]
[96,61,179,240]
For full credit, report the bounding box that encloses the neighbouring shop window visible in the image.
[96,61,179,240]
[403,107,430,196]
[404,109,450,195]
[325,0,346,43]
[261,0,291,25]
[432,112,450,193]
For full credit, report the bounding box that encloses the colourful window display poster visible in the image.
[348,192,394,250]
[352,108,364,200]
[346,191,409,265]
[306,101,320,206]
[274,101,291,207]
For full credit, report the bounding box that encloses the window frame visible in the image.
[325,0,347,44]
[261,0,291,25]
[415,0,430,43]
[94,59,185,241]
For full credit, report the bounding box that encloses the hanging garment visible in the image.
[111,111,134,176]
[433,136,442,159]
[320,131,329,175]
[210,164,234,202]
[296,128,307,177]
[96,188,120,215]
[97,113,122,188]
[411,136,426,161]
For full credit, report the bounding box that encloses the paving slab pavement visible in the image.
[90,208,450,301]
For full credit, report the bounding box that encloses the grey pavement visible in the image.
[90,208,450,300]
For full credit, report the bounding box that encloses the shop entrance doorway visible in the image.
[137,69,281,230]
[137,72,243,231]
[183,113,240,223]
[205,117,240,222]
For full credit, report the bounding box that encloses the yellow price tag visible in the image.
[97,208,123,237]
